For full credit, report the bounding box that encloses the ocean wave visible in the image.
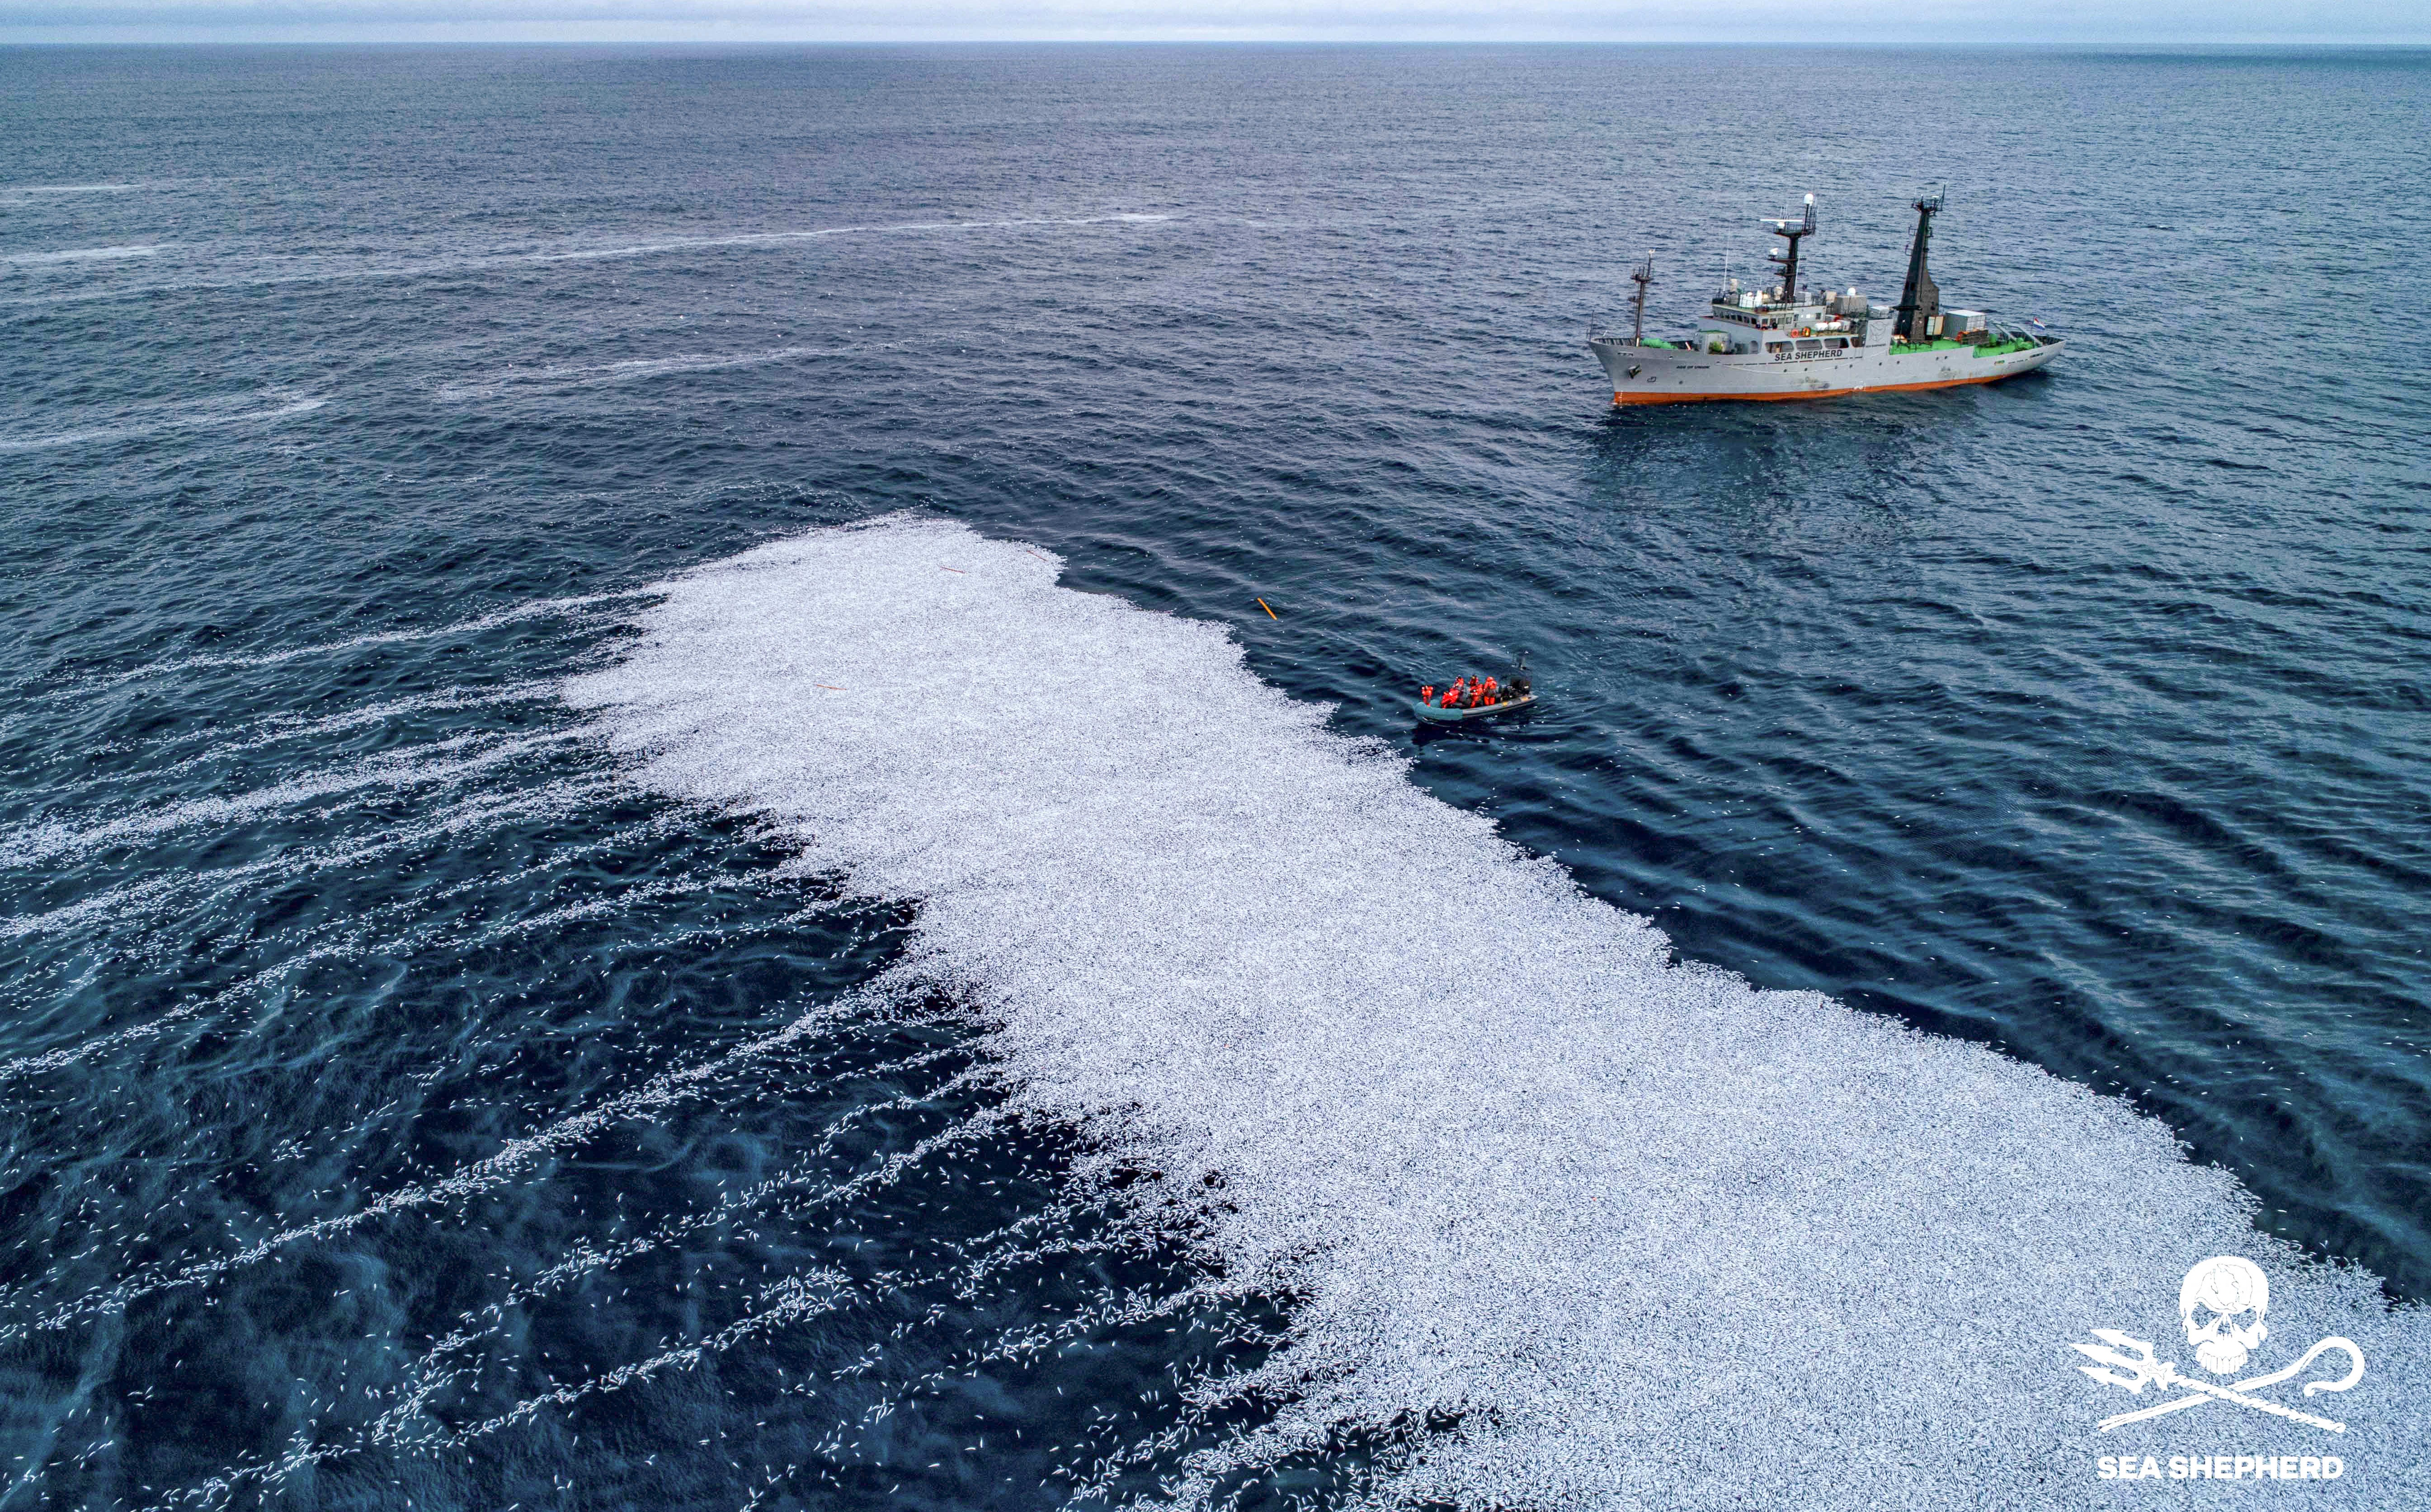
[433,345,863,403]
[0,732,576,869]
[0,987,879,1347]
[64,602,624,693]
[508,211,1173,268]
[0,212,1175,311]
[0,244,167,265]
[564,516,2431,1508]
[0,391,324,454]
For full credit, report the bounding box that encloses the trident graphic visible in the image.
[2072,1330,2367,1434]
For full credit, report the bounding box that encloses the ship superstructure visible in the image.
[1588,194,2061,406]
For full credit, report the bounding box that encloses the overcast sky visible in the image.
[2,0,2422,46]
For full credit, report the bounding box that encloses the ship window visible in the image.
[1828,337,1849,349]
[1766,342,1788,355]
[1795,338,1822,353]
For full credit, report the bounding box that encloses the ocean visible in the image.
[2,42,2426,1511]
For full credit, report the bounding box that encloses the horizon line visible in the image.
[6,35,2430,47]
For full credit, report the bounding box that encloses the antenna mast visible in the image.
[1629,254,1654,345]
[1765,193,1816,305]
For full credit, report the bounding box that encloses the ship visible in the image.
[1587,194,2061,406]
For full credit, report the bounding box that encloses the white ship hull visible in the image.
[1589,331,2062,406]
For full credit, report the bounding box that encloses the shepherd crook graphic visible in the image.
[2073,1331,2365,1433]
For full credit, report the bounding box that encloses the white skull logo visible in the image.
[2180,1256,2269,1376]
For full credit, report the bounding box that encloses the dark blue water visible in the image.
[2,42,2426,1511]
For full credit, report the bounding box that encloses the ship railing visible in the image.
[1589,324,1698,352]
[1590,320,1708,349]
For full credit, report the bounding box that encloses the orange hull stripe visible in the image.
[1612,370,2029,406]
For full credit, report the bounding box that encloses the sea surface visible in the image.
[1,42,2426,1512]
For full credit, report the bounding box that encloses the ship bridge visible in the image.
[1696,280,1880,356]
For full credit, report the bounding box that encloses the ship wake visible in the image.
[566,516,2427,1508]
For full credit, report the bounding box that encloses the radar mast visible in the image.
[1766,194,1816,305]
